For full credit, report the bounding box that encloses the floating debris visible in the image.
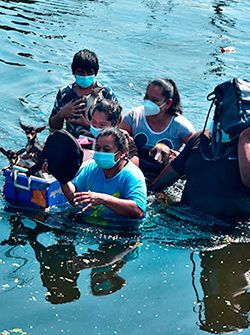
[221,46,236,53]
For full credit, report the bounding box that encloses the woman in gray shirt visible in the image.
[121,78,195,179]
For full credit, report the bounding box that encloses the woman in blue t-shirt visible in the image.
[61,127,147,220]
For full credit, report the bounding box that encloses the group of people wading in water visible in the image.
[23,49,250,222]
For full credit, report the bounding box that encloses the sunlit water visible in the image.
[0,0,250,334]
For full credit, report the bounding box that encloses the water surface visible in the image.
[0,0,250,334]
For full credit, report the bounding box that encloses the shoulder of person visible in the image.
[173,114,192,124]
[59,82,75,93]
[94,82,116,99]
[172,114,195,130]
[124,105,144,118]
[57,82,76,99]
[123,161,145,179]
[78,159,98,174]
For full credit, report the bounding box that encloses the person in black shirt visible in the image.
[151,127,250,221]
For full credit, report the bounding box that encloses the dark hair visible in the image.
[96,127,128,153]
[147,78,183,115]
[71,49,99,75]
[92,99,122,126]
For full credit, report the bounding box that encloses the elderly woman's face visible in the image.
[95,135,119,153]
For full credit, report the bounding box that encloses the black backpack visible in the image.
[201,78,250,160]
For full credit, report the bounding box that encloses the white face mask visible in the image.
[143,99,166,116]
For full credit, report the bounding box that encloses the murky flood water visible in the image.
[0,0,249,334]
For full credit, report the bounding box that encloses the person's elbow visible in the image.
[240,174,250,188]
[49,115,62,130]
[133,206,145,219]
[128,202,145,219]
[60,182,75,203]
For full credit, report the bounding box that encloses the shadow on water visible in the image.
[191,243,250,334]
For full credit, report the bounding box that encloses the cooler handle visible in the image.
[13,169,31,191]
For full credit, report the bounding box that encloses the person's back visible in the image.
[173,131,250,220]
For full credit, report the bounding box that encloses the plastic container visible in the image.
[2,166,67,210]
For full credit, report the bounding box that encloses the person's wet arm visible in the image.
[61,182,76,203]
[238,127,250,187]
[150,163,181,191]
[73,192,144,218]
[150,133,200,191]
[182,131,196,144]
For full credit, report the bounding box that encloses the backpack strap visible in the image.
[202,92,216,133]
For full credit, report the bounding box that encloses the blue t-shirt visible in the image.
[72,160,147,220]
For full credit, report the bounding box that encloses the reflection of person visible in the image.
[2,214,141,302]
[72,241,141,296]
[61,127,147,220]
[151,126,250,221]
[28,228,81,304]
[86,99,139,165]
[121,78,195,178]
[49,49,116,138]
[91,261,126,296]
[29,230,139,303]
[0,214,30,246]
[198,243,250,333]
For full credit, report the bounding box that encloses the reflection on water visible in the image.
[0,0,250,333]
[192,243,250,334]
[0,207,250,333]
[206,0,237,77]
[1,213,141,304]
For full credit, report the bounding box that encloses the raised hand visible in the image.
[59,98,86,120]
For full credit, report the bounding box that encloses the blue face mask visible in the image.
[143,99,166,116]
[93,151,120,169]
[90,125,102,138]
[75,75,95,88]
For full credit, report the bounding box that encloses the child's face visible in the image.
[91,111,112,129]
[74,68,95,76]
